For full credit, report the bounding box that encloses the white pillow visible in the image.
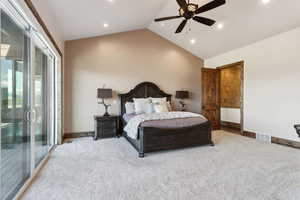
[153,102,169,113]
[133,98,152,114]
[151,97,167,105]
[125,102,135,114]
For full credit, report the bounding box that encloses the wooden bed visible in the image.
[119,82,214,158]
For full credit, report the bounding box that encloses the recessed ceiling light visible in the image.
[217,23,224,29]
[103,23,109,28]
[190,39,196,44]
[262,0,270,4]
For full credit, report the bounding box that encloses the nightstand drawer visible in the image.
[102,127,116,132]
[94,115,120,140]
[100,121,116,129]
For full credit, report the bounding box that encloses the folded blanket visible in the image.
[124,112,206,139]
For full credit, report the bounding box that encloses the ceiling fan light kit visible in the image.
[155,0,226,34]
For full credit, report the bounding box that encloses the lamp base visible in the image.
[103,112,110,117]
[99,98,111,117]
[179,100,186,112]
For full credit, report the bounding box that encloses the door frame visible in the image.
[217,61,244,135]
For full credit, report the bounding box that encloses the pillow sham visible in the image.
[125,102,135,114]
[153,102,169,113]
[133,98,153,114]
[151,97,167,105]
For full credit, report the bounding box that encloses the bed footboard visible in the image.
[138,121,212,157]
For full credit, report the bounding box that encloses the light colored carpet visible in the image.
[22,131,300,200]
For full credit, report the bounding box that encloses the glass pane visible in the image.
[0,10,30,200]
[34,46,48,167]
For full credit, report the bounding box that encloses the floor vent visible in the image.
[256,133,271,143]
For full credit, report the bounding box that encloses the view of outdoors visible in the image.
[1,59,24,109]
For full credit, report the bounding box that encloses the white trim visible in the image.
[49,55,56,146]
[0,0,29,30]
[5,0,58,58]
[0,8,2,200]
[7,0,36,30]
[29,27,35,176]
[54,59,60,144]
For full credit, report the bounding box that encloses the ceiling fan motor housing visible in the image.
[179,3,198,19]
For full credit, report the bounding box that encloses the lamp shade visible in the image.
[176,91,189,99]
[97,88,112,99]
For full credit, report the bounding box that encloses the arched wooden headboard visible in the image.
[119,82,172,116]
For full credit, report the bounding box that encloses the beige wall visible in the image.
[65,29,204,133]
[205,27,300,142]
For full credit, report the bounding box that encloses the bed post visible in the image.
[208,124,214,146]
[139,127,145,158]
[139,153,145,158]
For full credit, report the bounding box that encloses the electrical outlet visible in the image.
[256,133,271,143]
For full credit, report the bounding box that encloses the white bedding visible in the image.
[124,111,204,139]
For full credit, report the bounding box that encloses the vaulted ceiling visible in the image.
[44,0,300,59]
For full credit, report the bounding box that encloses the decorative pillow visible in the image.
[133,98,152,114]
[153,102,169,113]
[144,102,155,114]
[166,101,172,111]
[125,102,135,114]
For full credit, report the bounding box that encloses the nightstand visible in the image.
[94,115,120,140]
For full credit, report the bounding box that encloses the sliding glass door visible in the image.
[0,11,31,200]
[0,2,58,199]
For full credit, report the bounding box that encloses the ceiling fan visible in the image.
[154,0,226,33]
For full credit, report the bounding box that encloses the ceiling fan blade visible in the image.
[176,0,187,9]
[193,16,216,26]
[195,0,226,14]
[154,16,182,22]
[175,19,187,33]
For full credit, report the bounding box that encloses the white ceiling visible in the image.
[45,0,300,59]
[44,0,167,41]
